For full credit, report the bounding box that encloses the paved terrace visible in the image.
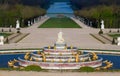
[0,17,120,50]
[0,71,119,76]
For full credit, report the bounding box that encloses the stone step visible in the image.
[4,33,20,42]
[90,34,112,44]
[8,33,20,40]
[100,34,113,42]
[9,33,29,43]
[16,33,29,43]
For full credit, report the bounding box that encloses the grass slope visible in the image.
[39,17,81,28]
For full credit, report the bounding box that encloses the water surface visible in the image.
[0,53,120,69]
[47,2,73,17]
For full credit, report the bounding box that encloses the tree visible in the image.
[74,5,120,28]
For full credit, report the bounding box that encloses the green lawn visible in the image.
[109,34,120,38]
[0,33,11,38]
[39,17,81,28]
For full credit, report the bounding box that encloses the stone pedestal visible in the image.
[55,42,66,49]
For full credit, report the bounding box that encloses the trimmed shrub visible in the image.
[112,38,116,44]
[98,29,103,34]
[24,65,42,71]
[79,66,95,72]
[109,30,112,33]
[117,29,120,33]
[5,37,9,43]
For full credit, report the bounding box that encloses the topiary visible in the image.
[109,30,112,33]
[79,66,95,72]
[6,37,9,44]
[98,29,103,34]
[1,29,4,32]
[112,38,116,44]
[117,29,120,33]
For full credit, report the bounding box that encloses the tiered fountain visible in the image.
[15,31,105,69]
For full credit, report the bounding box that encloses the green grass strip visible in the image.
[108,34,120,38]
[0,33,12,38]
[39,17,81,28]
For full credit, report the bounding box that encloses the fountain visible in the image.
[13,32,107,70]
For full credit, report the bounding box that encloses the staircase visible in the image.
[90,34,113,44]
[5,33,29,43]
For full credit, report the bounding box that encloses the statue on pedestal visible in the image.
[0,36,4,45]
[117,37,120,46]
[16,20,20,29]
[56,31,65,43]
[28,21,31,27]
[101,20,105,29]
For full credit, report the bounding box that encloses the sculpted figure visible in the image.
[57,31,64,43]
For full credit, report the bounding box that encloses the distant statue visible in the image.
[101,20,104,29]
[57,31,65,43]
[0,36,4,45]
[28,21,31,27]
[10,25,12,28]
[16,20,20,29]
[117,37,120,46]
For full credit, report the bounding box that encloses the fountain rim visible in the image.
[0,49,120,56]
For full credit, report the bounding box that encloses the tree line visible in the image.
[0,0,50,8]
[70,0,120,28]
[70,0,120,9]
[0,0,49,27]
[74,5,120,28]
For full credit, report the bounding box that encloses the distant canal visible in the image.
[47,2,74,17]
[0,53,120,69]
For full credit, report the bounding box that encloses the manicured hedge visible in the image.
[24,65,42,71]
[79,66,95,72]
